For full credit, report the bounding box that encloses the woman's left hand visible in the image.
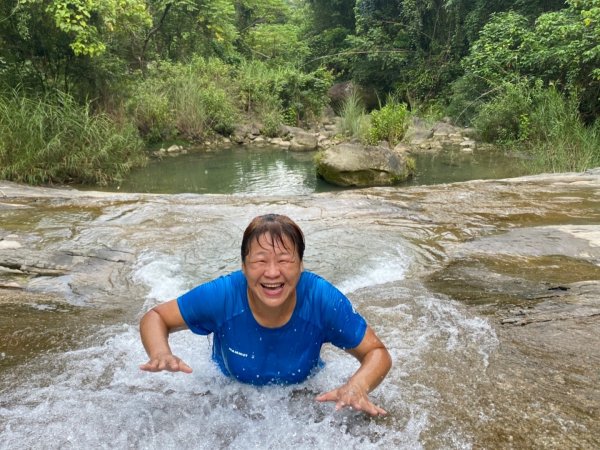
[316,326,391,417]
[316,381,387,417]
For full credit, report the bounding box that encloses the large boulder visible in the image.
[327,81,379,112]
[316,142,414,187]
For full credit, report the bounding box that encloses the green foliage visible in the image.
[472,80,600,172]
[275,66,333,126]
[521,87,600,172]
[260,109,285,137]
[472,80,539,143]
[344,12,409,92]
[0,90,146,185]
[128,58,238,142]
[304,0,355,72]
[244,23,310,65]
[236,60,281,114]
[128,79,176,143]
[368,97,410,146]
[460,3,600,121]
[235,61,333,127]
[446,73,495,126]
[36,0,151,56]
[196,0,238,53]
[462,12,532,85]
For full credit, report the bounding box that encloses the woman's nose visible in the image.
[264,260,280,276]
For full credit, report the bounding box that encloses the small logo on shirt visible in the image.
[228,347,248,357]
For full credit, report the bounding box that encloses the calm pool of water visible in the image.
[96,144,531,195]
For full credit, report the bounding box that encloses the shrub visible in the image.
[128,79,176,143]
[446,73,494,126]
[235,61,333,128]
[472,80,538,142]
[0,90,146,185]
[275,66,333,126]
[368,96,410,146]
[473,80,600,172]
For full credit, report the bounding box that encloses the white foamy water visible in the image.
[335,244,411,295]
[0,236,498,450]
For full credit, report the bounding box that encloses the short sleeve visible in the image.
[177,273,238,335]
[303,273,367,350]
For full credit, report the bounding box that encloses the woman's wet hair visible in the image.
[241,214,305,262]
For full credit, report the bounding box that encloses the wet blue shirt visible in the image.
[177,270,367,385]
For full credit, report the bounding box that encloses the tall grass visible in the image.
[235,60,283,135]
[128,58,238,143]
[0,90,146,185]
[234,60,332,129]
[473,82,600,172]
[129,58,333,142]
[337,89,370,141]
[524,88,600,172]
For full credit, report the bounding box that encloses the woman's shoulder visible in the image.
[299,270,337,292]
[297,271,346,309]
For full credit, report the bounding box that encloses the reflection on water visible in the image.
[110,146,343,195]
[408,145,531,186]
[89,144,531,195]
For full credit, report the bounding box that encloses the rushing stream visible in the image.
[0,153,598,449]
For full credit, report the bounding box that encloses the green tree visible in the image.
[460,1,600,121]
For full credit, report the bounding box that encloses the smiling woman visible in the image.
[139,214,392,416]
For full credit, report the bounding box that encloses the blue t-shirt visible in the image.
[177,270,367,385]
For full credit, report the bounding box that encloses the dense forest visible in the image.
[0,0,598,184]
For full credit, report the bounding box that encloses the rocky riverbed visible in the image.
[0,170,598,448]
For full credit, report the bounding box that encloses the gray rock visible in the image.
[289,130,318,152]
[316,142,414,187]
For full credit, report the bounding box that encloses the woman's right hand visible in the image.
[140,353,193,373]
[139,300,191,373]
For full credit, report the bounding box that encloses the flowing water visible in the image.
[0,151,597,449]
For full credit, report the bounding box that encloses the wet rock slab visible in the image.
[420,180,600,448]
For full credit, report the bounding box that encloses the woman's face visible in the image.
[242,232,302,313]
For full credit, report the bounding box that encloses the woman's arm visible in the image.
[139,299,193,373]
[316,326,392,416]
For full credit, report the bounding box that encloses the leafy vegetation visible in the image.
[368,97,410,146]
[128,58,238,143]
[0,0,597,185]
[474,81,600,172]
